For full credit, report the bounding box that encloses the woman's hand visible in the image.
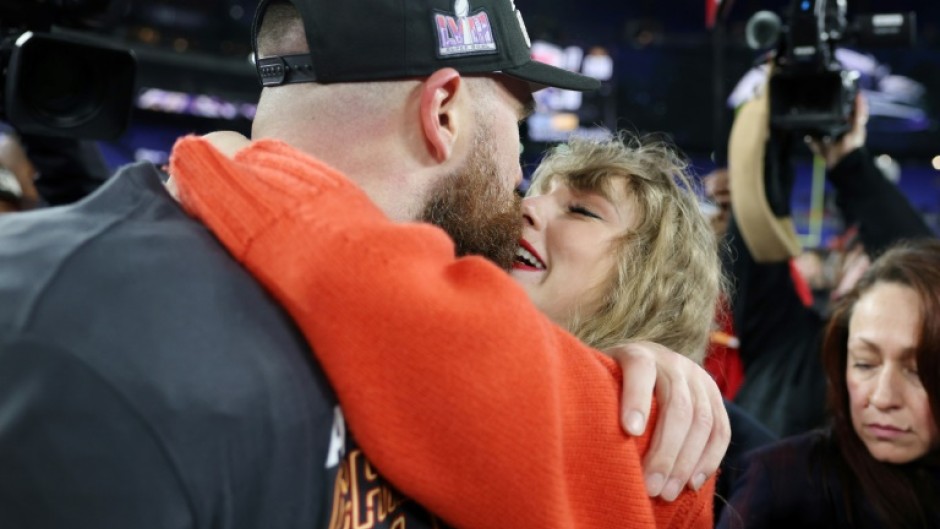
[608,341,730,501]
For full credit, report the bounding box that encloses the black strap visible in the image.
[251,0,318,87]
[257,54,318,86]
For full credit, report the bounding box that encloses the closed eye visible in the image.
[569,204,602,220]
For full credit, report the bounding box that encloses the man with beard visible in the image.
[420,120,523,269]
[0,1,727,527]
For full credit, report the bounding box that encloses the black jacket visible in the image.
[0,163,438,528]
[717,430,940,529]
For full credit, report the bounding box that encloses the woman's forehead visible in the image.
[543,170,630,199]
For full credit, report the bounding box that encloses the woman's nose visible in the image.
[521,197,545,230]
[869,368,902,410]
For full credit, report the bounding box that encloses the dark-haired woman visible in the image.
[718,239,940,529]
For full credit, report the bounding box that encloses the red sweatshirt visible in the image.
[169,136,714,529]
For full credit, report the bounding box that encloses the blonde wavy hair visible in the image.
[527,132,723,363]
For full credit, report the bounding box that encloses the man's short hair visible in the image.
[256,0,305,57]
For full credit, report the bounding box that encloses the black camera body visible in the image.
[0,0,137,140]
[754,0,915,139]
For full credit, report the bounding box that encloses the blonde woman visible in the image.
[518,135,720,360]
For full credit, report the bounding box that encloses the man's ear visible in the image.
[419,68,465,163]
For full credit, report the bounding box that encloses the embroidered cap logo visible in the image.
[434,0,498,57]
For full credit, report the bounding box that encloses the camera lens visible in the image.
[5,31,136,139]
[19,39,106,128]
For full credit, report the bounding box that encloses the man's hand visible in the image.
[608,342,730,502]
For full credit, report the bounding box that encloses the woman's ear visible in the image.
[419,68,465,163]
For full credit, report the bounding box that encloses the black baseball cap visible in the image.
[251,0,601,92]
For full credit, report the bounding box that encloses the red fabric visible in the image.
[705,259,813,400]
[703,299,744,400]
[704,261,812,400]
[169,136,714,529]
[705,0,719,28]
[789,259,814,308]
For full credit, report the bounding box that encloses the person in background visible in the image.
[726,93,934,437]
[718,238,940,528]
[701,163,777,521]
[701,165,746,400]
[703,166,732,240]
[0,1,728,528]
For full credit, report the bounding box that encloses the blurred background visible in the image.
[2,0,939,242]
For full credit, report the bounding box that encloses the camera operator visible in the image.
[808,95,931,263]
[725,85,934,438]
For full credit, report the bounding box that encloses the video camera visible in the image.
[0,0,136,140]
[747,0,915,139]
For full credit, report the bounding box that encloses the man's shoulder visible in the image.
[0,162,338,526]
[0,159,331,418]
[0,162,195,265]
[0,162,241,332]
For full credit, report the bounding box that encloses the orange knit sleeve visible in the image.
[170,136,713,529]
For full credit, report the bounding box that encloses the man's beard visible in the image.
[419,130,522,271]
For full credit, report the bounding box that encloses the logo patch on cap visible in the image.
[434,0,497,57]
